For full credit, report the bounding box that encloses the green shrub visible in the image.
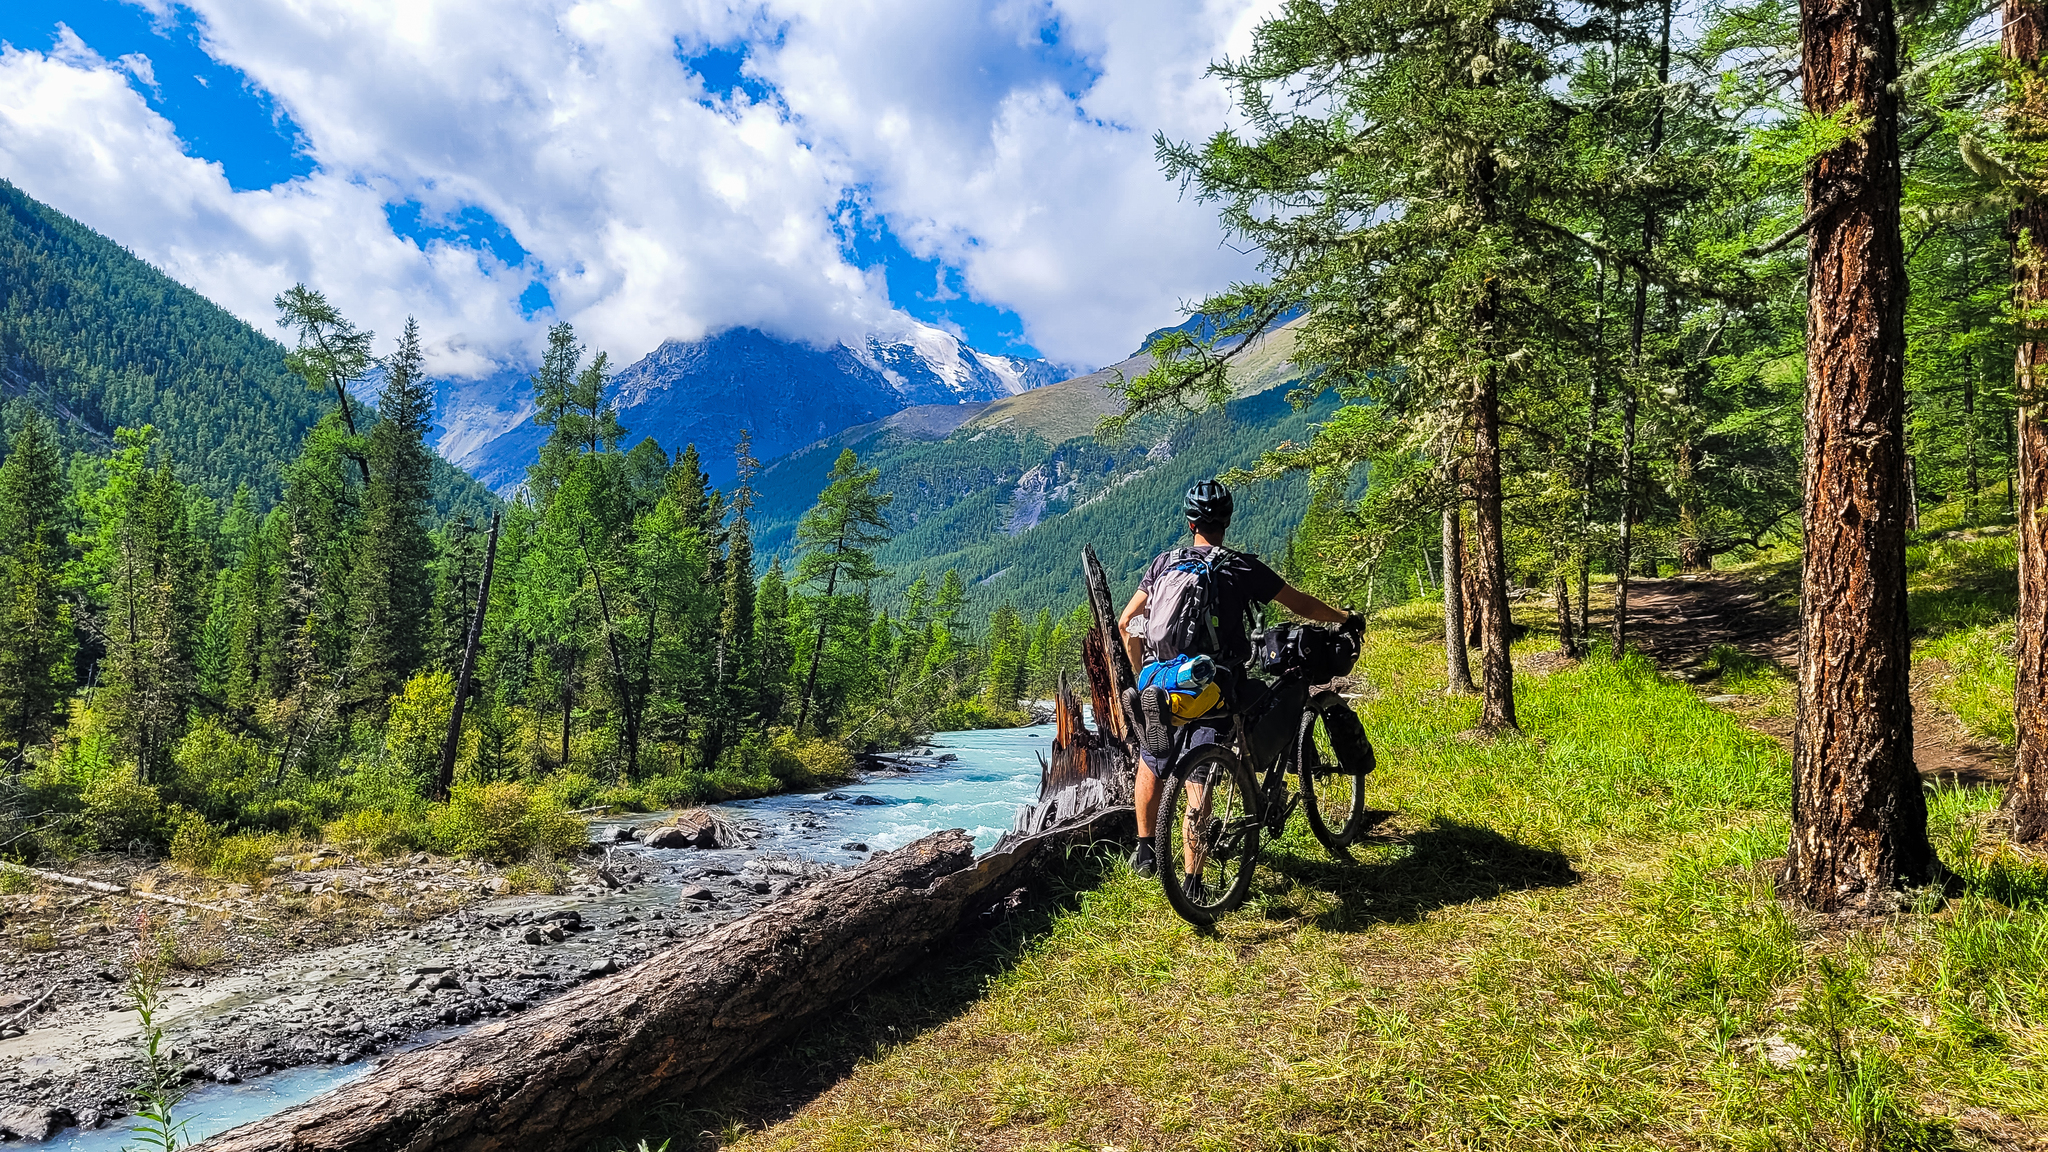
[0,866,31,895]
[210,834,276,884]
[539,770,602,809]
[383,670,455,788]
[324,807,431,858]
[81,765,164,851]
[929,697,1031,733]
[169,814,221,870]
[430,781,587,864]
[169,717,272,822]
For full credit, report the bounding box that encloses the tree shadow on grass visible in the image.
[580,843,1125,1152]
[1262,817,1579,933]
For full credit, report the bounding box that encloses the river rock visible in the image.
[679,885,714,902]
[647,810,725,849]
[212,1065,241,1084]
[0,1104,72,1140]
[842,842,868,852]
[850,794,886,806]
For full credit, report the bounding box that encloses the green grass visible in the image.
[598,600,2048,1151]
[1909,528,2022,746]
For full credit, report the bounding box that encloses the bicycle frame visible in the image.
[1165,670,1311,862]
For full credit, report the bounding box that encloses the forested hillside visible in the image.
[0,180,491,517]
[751,324,1341,610]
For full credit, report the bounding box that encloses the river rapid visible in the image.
[38,723,1052,1149]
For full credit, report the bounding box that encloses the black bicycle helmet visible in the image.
[1184,479,1233,527]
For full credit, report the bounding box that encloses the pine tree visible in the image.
[0,414,74,759]
[355,318,438,705]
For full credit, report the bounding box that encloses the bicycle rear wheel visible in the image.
[1299,698,1373,859]
[1157,745,1260,926]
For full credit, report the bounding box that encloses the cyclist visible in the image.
[1117,479,1357,881]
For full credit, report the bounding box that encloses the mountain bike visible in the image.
[1154,620,1377,927]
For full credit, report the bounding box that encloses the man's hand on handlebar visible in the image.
[1341,607,1367,636]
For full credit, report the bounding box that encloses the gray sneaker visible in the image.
[1128,841,1157,878]
[1182,871,1209,905]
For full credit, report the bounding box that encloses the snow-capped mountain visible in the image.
[433,321,1067,492]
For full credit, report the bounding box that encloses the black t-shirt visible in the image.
[1138,546,1286,666]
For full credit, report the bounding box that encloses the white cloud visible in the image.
[0,1,1274,375]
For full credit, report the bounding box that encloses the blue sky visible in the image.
[0,1,1263,377]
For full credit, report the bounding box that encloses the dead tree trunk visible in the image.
[1082,544,1136,744]
[435,511,499,801]
[2004,0,2048,843]
[191,818,1126,1152]
[1781,0,1935,909]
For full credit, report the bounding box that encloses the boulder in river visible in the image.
[850,795,887,806]
[0,1104,73,1140]
[644,809,730,849]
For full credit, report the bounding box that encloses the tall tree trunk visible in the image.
[1443,470,1474,693]
[1782,0,1934,908]
[793,562,841,738]
[1554,571,1576,656]
[434,511,499,801]
[1472,360,1517,733]
[1676,441,1711,571]
[2004,0,2048,842]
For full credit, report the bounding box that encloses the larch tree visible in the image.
[1118,0,1603,733]
[1780,0,1938,907]
[275,285,374,485]
[792,449,892,737]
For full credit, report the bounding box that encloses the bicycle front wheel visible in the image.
[1299,698,1373,859]
[1157,745,1260,926]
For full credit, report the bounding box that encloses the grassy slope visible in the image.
[606,591,2047,1151]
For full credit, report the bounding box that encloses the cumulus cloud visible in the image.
[0,1,1273,374]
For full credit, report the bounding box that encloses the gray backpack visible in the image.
[1144,548,1230,662]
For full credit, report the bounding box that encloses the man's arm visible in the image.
[1274,583,1350,626]
[1117,589,1149,670]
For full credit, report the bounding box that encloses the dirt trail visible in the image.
[1615,571,2013,786]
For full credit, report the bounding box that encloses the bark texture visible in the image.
[1471,355,1518,733]
[2006,0,2048,842]
[193,820,1122,1152]
[1781,0,1934,908]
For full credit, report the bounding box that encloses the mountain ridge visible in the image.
[437,322,1066,490]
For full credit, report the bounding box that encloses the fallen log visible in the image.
[192,811,1130,1152]
[0,986,54,1032]
[17,866,265,921]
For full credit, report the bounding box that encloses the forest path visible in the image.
[1611,569,2012,786]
